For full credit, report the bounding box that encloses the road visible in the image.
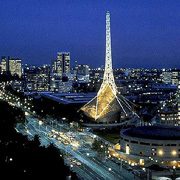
[0,86,137,180]
[19,116,132,179]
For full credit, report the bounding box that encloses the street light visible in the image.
[39,120,43,130]
[39,120,43,126]
[172,166,176,180]
[67,175,71,180]
[171,150,177,156]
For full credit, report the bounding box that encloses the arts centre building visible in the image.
[116,125,180,168]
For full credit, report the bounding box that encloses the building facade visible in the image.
[9,58,22,77]
[119,126,180,168]
[1,56,8,73]
[24,65,50,91]
[76,64,89,82]
[1,56,22,77]
[52,52,70,78]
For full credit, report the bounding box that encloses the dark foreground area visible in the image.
[0,100,77,179]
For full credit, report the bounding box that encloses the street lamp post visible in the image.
[172,166,176,180]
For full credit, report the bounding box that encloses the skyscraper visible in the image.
[52,52,70,78]
[1,56,8,73]
[1,56,22,77]
[9,58,22,77]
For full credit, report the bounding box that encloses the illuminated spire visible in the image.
[101,11,117,93]
[81,11,135,122]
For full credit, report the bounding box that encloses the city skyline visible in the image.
[0,5,180,178]
[1,0,180,68]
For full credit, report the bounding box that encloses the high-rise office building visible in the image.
[1,56,8,73]
[1,56,22,77]
[9,58,22,77]
[52,52,70,78]
[58,52,70,75]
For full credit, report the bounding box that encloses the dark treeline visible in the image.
[0,100,77,179]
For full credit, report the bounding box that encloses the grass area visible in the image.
[95,131,120,144]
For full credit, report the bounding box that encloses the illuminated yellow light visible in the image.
[172,160,177,165]
[171,150,177,156]
[158,150,164,156]
[131,163,135,166]
[81,12,135,122]
[139,159,144,166]
[114,143,121,150]
[81,84,117,120]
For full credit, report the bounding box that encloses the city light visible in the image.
[126,145,130,155]
[158,150,164,156]
[171,150,177,156]
[0,5,180,180]
[39,121,43,126]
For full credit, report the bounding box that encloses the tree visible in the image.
[0,100,78,179]
[92,139,108,158]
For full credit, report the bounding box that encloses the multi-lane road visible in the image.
[16,116,135,180]
[0,86,137,180]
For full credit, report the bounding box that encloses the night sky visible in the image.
[1,0,180,68]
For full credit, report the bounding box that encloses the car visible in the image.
[76,162,81,166]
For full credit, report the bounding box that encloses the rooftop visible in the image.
[121,125,180,140]
[39,92,96,104]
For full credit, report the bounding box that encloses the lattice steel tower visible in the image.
[81,11,135,122]
[102,11,116,92]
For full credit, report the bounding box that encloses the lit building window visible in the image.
[171,150,177,156]
[158,149,164,156]
[126,144,130,155]
[139,159,144,166]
